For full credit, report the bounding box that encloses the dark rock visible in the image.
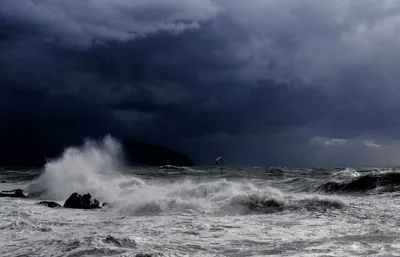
[63,192,101,209]
[38,201,62,208]
[0,189,27,198]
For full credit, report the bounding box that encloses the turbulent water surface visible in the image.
[1,139,400,256]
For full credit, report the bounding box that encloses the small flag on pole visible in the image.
[216,156,223,177]
[216,156,222,165]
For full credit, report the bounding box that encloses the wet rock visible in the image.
[38,201,62,208]
[63,192,101,209]
[0,189,27,198]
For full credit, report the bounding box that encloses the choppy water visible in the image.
[1,138,400,256]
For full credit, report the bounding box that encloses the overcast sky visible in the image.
[2,0,400,166]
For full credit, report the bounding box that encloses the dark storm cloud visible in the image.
[2,0,400,165]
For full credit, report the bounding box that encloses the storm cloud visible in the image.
[2,0,400,165]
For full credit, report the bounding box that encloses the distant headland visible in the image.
[0,139,194,167]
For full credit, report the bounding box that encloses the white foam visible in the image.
[27,135,132,202]
[25,136,346,216]
[115,179,289,215]
[332,167,361,179]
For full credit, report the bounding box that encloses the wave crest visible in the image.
[22,136,347,216]
[27,135,127,201]
[317,171,400,193]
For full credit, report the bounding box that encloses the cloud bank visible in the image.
[2,0,400,165]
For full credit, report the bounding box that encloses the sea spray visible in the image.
[114,178,323,216]
[27,135,129,201]
[25,136,347,215]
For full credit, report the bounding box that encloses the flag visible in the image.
[216,156,222,165]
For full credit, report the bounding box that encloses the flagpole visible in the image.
[220,157,223,178]
[216,156,223,177]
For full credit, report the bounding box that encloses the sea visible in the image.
[1,137,400,257]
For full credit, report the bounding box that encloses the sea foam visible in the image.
[26,136,346,216]
[27,135,129,202]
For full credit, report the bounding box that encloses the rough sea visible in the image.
[1,138,400,256]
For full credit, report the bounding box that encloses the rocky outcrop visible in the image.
[0,189,27,198]
[0,189,104,210]
[38,201,62,208]
[63,192,101,209]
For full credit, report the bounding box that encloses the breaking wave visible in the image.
[317,171,400,193]
[115,180,346,216]
[23,136,347,216]
[26,135,127,202]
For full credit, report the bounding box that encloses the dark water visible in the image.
[2,165,399,194]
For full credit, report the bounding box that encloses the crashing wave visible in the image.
[317,171,400,193]
[21,136,347,216]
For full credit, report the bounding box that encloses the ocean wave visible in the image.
[222,193,286,214]
[102,235,137,248]
[294,195,347,210]
[116,190,346,216]
[19,136,348,216]
[222,193,346,214]
[26,136,128,202]
[158,165,198,174]
[0,209,52,232]
[331,168,361,179]
[317,171,400,193]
